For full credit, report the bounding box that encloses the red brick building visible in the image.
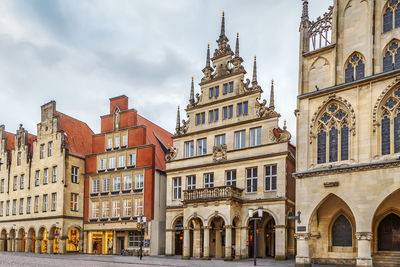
[84,95,172,255]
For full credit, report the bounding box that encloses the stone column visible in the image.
[12,238,16,252]
[59,237,66,254]
[234,227,241,259]
[356,232,373,267]
[240,227,248,258]
[7,238,11,252]
[203,227,210,259]
[87,232,93,254]
[112,231,117,255]
[26,238,31,253]
[182,228,190,258]
[294,233,311,267]
[35,239,41,254]
[165,230,173,255]
[193,227,201,258]
[225,226,232,260]
[123,231,128,253]
[0,237,4,251]
[275,225,286,260]
[83,232,88,254]
[215,227,222,259]
[15,238,21,252]
[47,239,54,254]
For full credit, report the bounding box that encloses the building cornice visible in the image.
[0,215,82,223]
[85,143,154,158]
[92,124,145,137]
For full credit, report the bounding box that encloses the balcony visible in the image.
[183,186,243,203]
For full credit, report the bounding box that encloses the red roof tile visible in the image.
[3,132,15,153]
[56,112,94,158]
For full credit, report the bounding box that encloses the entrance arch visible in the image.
[172,216,183,255]
[1,229,7,251]
[66,227,80,252]
[27,228,35,253]
[248,211,276,258]
[187,217,203,258]
[208,216,225,259]
[17,228,25,252]
[9,228,16,252]
[38,227,48,253]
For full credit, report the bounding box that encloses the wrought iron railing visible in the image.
[183,186,243,203]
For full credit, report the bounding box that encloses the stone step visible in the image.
[373,254,400,267]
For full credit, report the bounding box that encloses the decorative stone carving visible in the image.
[271,121,292,142]
[294,233,310,240]
[355,232,373,241]
[213,144,227,162]
[323,181,339,187]
[255,97,279,119]
[165,145,177,162]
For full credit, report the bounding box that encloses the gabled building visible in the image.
[165,13,296,260]
[0,101,93,254]
[84,95,172,256]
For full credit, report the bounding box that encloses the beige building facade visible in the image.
[165,14,296,261]
[295,1,400,266]
[0,101,93,254]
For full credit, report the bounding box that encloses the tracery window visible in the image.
[379,87,400,155]
[383,40,400,72]
[317,103,349,164]
[332,215,352,247]
[345,53,365,83]
[383,0,400,33]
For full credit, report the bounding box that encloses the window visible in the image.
[383,1,400,33]
[209,87,214,98]
[128,154,136,167]
[13,176,17,191]
[40,144,45,159]
[19,198,24,214]
[102,201,110,218]
[228,105,233,118]
[204,173,214,188]
[103,178,110,192]
[6,200,10,216]
[237,102,248,116]
[235,130,246,149]
[70,193,78,211]
[124,175,132,190]
[35,171,40,186]
[197,138,207,156]
[108,138,113,149]
[0,179,4,193]
[12,199,16,215]
[383,40,400,73]
[92,179,100,193]
[115,136,120,148]
[0,201,3,216]
[223,106,233,119]
[71,166,79,183]
[100,159,107,170]
[20,174,24,189]
[186,175,196,190]
[215,134,226,146]
[52,166,57,182]
[17,152,21,166]
[43,194,48,212]
[134,199,144,216]
[195,112,206,125]
[122,135,128,147]
[215,86,219,97]
[48,141,53,157]
[265,165,277,191]
[209,109,219,123]
[226,170,236,186]
[34,196,39,213]
[345,53,365,83]
[44,168,49,184]
[109,157,116,169]
[316,103,350,164]
[118,155,126,168]
[27,197,31,214]
[332,215,352,247]
[113,177,121,192]
[123,199,132,217]
[250,127,262,147]
[172,177,181,200]
[246,167,258,193]
[51,193,57,211]
[223,83,228,94]
[112,200,120,217]
[128,232,141,248]
[92,202,99,218]
[229,82,234,92]
[135,174,144,189]
[185,141,194,158]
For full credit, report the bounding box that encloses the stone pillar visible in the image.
[26,238,31,253]
[0,237,4,251]
[193,227,201,258]
[47,239,54,254]
[295,233,311,267]
[35,239,41,254]
[356,232,373,267]
[7,238,11,252]
[59,237,66,254]
[83,232,88,254]
[165,230,173,255]
[235,227,241,259]
[87,232,93,254]
[123,231,128,253]
[183,228,190,258]
[240,227,248,258]
[12,238,16,252]
[275,225,286,260]
[225,226,232,260]
[112,231,117,255]
[215,227,222,259]
[203,227,210,259]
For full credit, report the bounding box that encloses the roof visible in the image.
[3,132,15,153]
[137,115,173,170]
[56,112,94,158]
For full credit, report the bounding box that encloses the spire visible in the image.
[216,11,230,53]
[175,106,181,133]
[189,77,195,106]
[206,43,211,67]
[252,56,258,86]
[269,79,275,110]
[235,33,240,57]
[301,0,310,28]
[220,11,225,37]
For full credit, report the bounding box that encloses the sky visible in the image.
[0,0,332,140]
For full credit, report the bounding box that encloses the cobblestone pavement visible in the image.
[0,252,340,267]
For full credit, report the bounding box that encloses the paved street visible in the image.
[0,252,343,267]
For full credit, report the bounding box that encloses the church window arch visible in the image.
[345,53,365,83]
[383,0,400,33]
[383,40,400,72]
[331,214,353,247]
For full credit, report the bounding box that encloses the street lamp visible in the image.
[248,207,263,266]
[137,215,147,260]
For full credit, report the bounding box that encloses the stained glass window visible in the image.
[383,51,393,72]
[317,130,327,164]
[394,114,400,153]
[345,63,354,83]
[384,8,393,32]
[332,215,352,247]
[396,6,400,28]
[382,117,391,155]
[341,126,349,161]
[395,51,400,69]
[356,61,365,80]
[329,127,338,162]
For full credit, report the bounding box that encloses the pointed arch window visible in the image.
[332,215,352,247]
[383,0,400,33]
[345,53,365,83]
[316,103,350,164]
[383,40,400,72]
[379,88,400,155]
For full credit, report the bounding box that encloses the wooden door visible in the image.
[378,213,400,251]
